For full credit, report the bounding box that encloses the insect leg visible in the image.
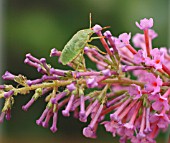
[75,53,86,71]
[88,44,106,55]
[72,51,86,71]
[88,36,105,42]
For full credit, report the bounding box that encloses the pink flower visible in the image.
[114,37,125,48]
[144,73,162,95]
[96,63,106,70]
[144,48,165,70]
[160,47,168,55]
[22,98,35,111]
[117,126,134,138]
[133,49,147,64]
[50,48,61,57]
[119,136,128,143]
[50,112,58,133]
[118,46,134,58]
[103,30,112,38]
[102,69,111,76]
[86,78,98,88]
[2,71,15,80]
[149,29,158,39]
[66,83,76,92]
[118,33,131,44]
[122,65,144,72]
[131,136,156,143]
[136,18,153,30]
[92,24,102,34]
[132,30,157,49]
[62,94,75,117]
[128,84,142,99]
[132,33,145,48]
[150,94,169,111]
[101,120,120,137]
[150,113,170,129]
[83,126,97,138]
[133,70,149,82]
[150,48,164,70]
[144,107,152,134]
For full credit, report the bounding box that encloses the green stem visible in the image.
[14,80,72,95]
[98,84,110,103]
[102,78,145,87]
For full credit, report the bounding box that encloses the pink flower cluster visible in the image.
[0,17,170,143]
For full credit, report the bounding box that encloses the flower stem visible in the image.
[144,29,150,57]
[102,78,145,87]
[14,80,72,95]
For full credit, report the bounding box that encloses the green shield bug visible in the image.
[60,14,107,66]
[60,28,94,65]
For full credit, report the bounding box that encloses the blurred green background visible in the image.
[1,0,169,143]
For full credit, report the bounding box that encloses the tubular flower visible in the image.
[0,17,169,143]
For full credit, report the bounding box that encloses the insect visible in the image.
[60,14,106,66]
[60,28,94,65]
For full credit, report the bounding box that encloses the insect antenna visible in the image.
[89,13,92,29]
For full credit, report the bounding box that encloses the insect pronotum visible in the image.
[60,14,106,65]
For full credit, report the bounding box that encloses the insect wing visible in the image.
[60,43,82,65]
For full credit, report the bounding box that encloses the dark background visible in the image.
[1,0,169,142]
